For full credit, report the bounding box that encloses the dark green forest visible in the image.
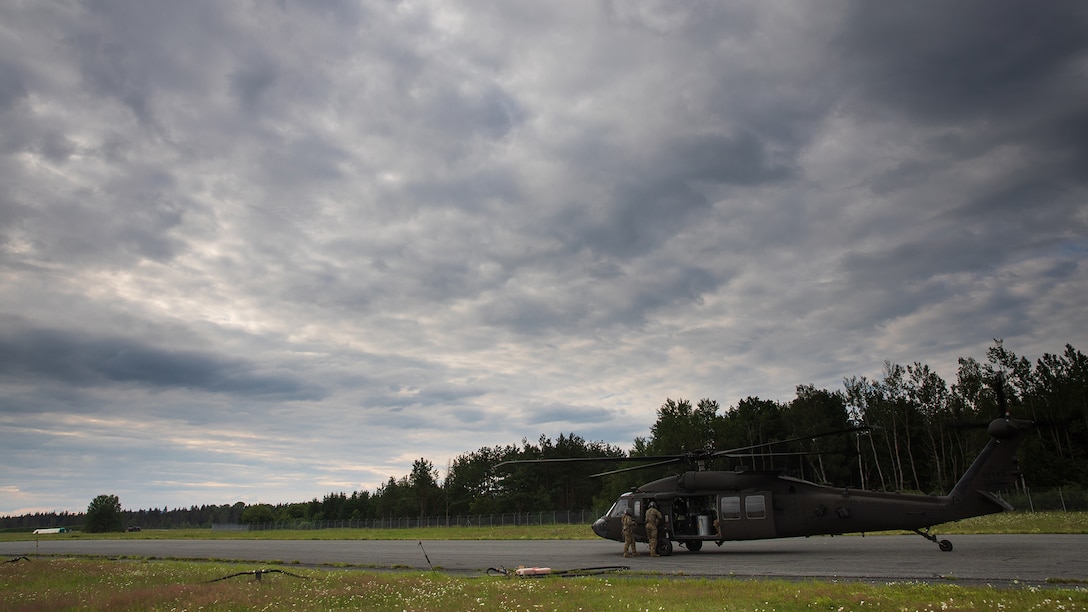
[4,341,1086,531]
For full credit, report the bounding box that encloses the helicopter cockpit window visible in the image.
[746,495,767,519]
[608,498,629,518]
[720,496,741,520]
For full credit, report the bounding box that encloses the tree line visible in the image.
[3,341,1085,531]
[0,502,249,532]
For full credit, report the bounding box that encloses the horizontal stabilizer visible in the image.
[976,490,1013,513]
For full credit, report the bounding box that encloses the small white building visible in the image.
[32,527,68,534]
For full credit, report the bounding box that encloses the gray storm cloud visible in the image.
[1,0,1085,514]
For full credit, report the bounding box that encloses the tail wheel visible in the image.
[913,528,953,552]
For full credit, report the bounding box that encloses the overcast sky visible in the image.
[2,0,1086,516]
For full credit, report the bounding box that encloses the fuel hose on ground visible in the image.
[486,565,629,578]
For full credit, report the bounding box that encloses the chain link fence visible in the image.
[214,509,598,532]
[1000,486,1087,513]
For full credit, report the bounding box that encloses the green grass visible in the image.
[4,511,1085,543]
[3,514,1085,609]
[2,558,1086,611]
[929,510,1088,534]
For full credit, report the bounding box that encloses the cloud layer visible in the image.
[2,0,1086,514]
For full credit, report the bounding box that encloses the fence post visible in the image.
[1022,475,1035,512]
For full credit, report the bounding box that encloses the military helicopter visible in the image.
[498,375,1031,556]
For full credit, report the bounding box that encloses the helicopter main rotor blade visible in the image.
[495,426,869,478]
[588,457,685,478]
[720,450,850,458]
[712,425,870,458]
[495,455,683,469]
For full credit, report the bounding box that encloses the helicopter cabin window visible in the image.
[746,495,767,519]
[720,496,741,521]
[607,496,642,518]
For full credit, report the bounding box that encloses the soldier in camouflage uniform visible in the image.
[645,501,664,557]
[621,509,637,557]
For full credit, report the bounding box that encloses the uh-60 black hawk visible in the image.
[498,375,1032,556]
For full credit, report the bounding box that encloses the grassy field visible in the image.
[2,558,1086,611]
[3,513,1086,610]
[2,510,1086,542]
[898,510,1088,535]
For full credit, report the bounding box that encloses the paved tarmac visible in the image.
[4,535,1087,587]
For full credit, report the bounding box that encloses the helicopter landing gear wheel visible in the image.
[912,528,953,552]
[656,539,673,556]
[684,540,703,552]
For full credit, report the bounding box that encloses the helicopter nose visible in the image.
[592,517,607,538]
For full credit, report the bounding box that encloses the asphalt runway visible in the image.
[4,535,1087,586]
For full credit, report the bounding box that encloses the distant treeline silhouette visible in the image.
[3,341,1085,531]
